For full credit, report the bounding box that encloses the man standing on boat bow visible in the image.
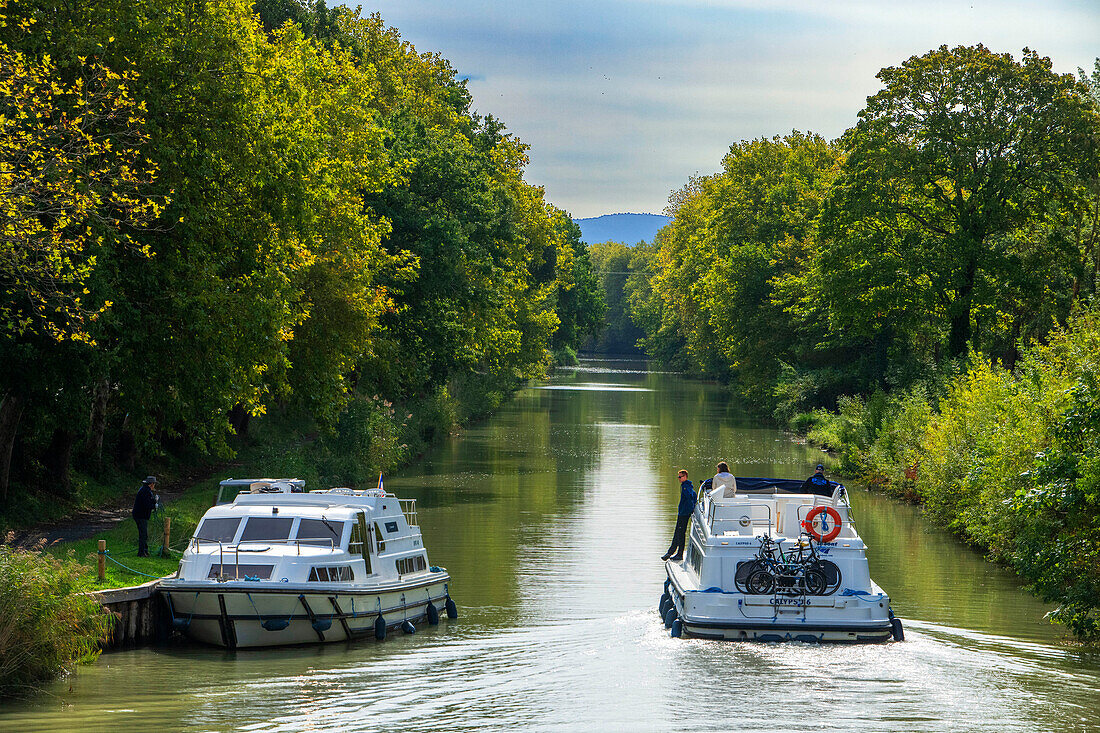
[662,470,696,562]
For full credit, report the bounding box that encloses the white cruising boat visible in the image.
[159,478,456,649]
[660,477,903,643]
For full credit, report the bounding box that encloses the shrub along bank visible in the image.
[0,546,113,697]
[802,309,1100,641]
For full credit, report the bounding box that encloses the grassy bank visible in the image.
[794,309,1100,641]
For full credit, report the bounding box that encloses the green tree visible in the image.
[820,45,1099,358]
[550,212,605,358]
[638,133,841,407]
[588,240,643,354]
[0,5,162,495]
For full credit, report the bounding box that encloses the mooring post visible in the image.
[97,539,106,581]
[163,516,172,554]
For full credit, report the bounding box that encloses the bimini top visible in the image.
[728,476,843,499]
[215,478,390,506]
[216,478,305,504]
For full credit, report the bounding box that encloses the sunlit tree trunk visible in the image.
[84,378,110,466]
[0,393,25,500]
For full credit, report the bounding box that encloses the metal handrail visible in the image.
[707,502,773,535]
[190,536,338,581]
[794,502,854,537]
[376,531,422,545]
[191,537,337,552]
[399,498,418,528]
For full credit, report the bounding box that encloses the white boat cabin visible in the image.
[178,479,430,586]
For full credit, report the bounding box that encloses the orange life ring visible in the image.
[802,506,842,543]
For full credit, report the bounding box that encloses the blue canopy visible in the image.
[733,476,842,498]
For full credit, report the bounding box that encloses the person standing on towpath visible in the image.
[132,476,158,557]
[662,470,696,562]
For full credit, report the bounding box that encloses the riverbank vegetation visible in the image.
[0,546,113,696]
[604,47,1100,639]
[0,0,603,530]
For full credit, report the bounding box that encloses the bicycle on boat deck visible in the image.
[742,533,828,596]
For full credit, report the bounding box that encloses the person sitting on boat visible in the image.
[801,464,830,493]
[661,470,696,562]
[711,462,736,498]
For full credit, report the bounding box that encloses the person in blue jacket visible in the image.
[801,464,830,493]
[132,476,158,557]
[662,469,696,562]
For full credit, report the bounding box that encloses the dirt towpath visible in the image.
[7,465,234,549]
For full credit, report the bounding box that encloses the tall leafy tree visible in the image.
[820,45,1100,358]
[550,212,605,356]
[0,5,162,494]
[638,133,841,406]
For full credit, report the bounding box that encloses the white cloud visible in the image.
[366,0,1100,217]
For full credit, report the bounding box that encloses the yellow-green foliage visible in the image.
[804,310,1100,639]
[916,357,1064,551]
[0,0,606,514]
[1007,309,1100,639]
[0,546,113,696]
[862,389,935,498]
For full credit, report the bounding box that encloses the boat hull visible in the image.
[160,574,451,649]
[680,619,893,643]
[665,565,894,643]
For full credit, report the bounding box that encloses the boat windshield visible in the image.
[239,517,294,542]
[295,519,347,547]
[195,517,241,543]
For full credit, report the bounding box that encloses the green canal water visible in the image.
[5,359,1100,732]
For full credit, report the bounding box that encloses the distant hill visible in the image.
[574,213,670,245]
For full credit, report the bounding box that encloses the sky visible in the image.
[363,0,1100,219]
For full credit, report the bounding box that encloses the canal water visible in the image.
[5,359,1100,732]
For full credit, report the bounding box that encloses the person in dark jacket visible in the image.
[132,476,158,557]
[801,464,830,493]
[662,470,696,562]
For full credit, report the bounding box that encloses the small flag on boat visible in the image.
[378,472,384,492]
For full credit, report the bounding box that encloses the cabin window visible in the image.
[308,565,354,582]
[208,563,274,579]
[396,555,426,575]
[195,517,241,543]
[239,517,294,542]
[296,519,346,547]
[688,543,702,575]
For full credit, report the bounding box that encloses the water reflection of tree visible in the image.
[856,488,1055,640]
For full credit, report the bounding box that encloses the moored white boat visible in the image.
[160,478,456,648]
[661,477,903,643]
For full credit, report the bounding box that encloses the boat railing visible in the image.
[789,502,856,539]
[216,478,306,504]
[399,498,418,528]
[374,529,424,547]
[706,501,774,536]
[190,536,338,566]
